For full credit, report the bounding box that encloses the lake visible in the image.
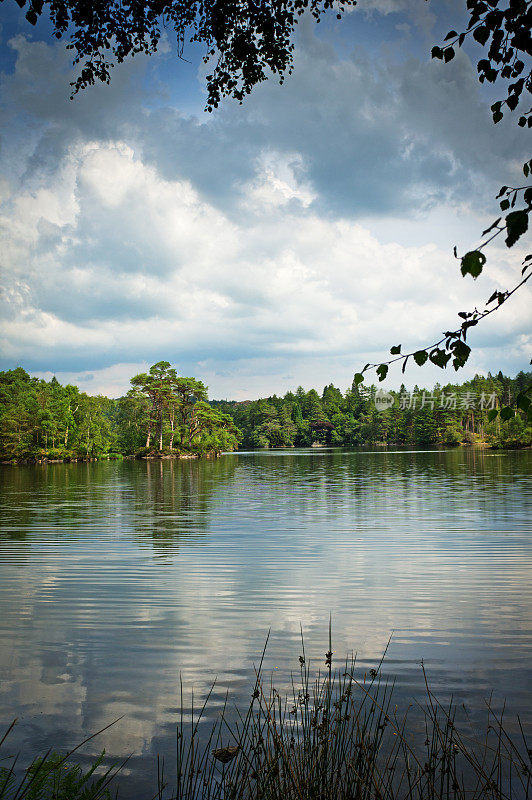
[0,447,531,797]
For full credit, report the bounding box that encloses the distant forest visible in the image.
[0,364,239,461]
[0,366,530,462]
[213,372,531,450]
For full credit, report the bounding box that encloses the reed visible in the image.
[164,631,531,800]
[1,634,530,800]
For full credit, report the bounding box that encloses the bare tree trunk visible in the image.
[146,418,152,448]
[187,411,196,448]
[169,417,175,451]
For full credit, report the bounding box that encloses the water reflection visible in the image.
[0,448,530,797]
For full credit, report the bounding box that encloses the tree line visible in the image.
[1,364,530,461]
[212,371,532,450]
[0,362,238,461]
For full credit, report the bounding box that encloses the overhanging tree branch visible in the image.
[354,259,531,386]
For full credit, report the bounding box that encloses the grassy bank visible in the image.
[2,640,530,800]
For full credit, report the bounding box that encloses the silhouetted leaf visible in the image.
[413,350,428,366]
[505,210,528,247]
[443,47,455,62]
[460,250,486,278]
[516,389,531,412]
[376,364,388,382]
[473,25,489,45]
[429,349,451,368]
[451,340,471,370]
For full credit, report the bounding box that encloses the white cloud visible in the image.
[1,135,530,395]
[0,28,530,397]
[240,151,317,210]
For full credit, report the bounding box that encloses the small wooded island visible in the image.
[0,363,530,462]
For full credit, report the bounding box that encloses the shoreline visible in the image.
[2,441,530,465]
[0,451,222,465]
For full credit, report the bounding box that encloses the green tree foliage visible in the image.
[129,363,238,454]
[130,361,178,450]
[2,366,530,461]
[0,368,116,460]
[212,370,532,449]
[0,363,239,461]
[112,388,151,453]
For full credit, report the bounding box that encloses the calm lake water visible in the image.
[0,447,531,796]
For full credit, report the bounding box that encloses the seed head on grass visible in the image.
[212,746,239,764]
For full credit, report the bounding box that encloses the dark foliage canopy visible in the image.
[7,0,355,109]
[5,0,530,116]
[432,0,532,128]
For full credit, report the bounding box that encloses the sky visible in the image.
[0,0,530,400]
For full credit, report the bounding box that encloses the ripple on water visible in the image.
[0,448,530,797]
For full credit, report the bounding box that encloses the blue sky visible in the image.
[0,0,530,399]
